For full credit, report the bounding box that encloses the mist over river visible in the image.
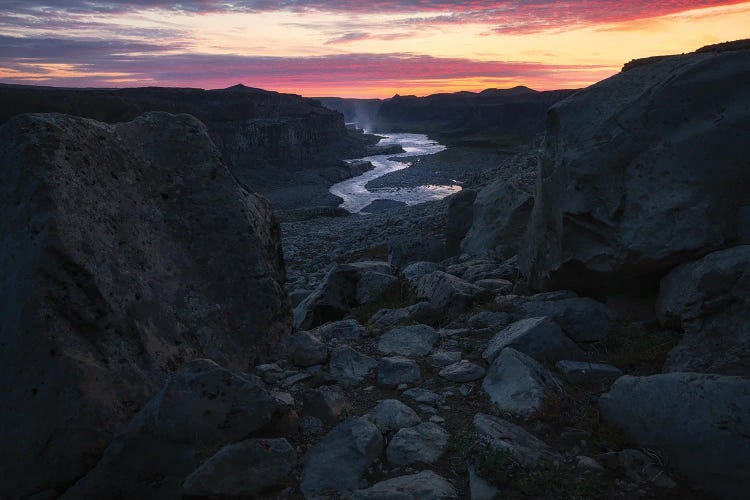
[330,133,462,213]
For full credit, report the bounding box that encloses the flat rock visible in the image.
[351,470,458,499]
[182,438,294,497]
[473,413,557,466]
[439,361,486,382]
[378,324,439,357]
[482,348,561,418]
[386,422,450,466]
[314,319,367,343]
[329,346,378,387]
[377,357,421,387]
[468,311,512,330]
[429,351,463,368]
[300,417,383,498]
[402,388,440,405]
[475,278,513,293]
[482,317,583,364]
[600,372,750,498]
[414,271,489,316]
[365,399,421,433]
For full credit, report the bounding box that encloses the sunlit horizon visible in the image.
[1,1,749,98]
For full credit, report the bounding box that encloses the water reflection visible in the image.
[330,133,461,213]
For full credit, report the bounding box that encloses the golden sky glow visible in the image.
[1,1,748,97]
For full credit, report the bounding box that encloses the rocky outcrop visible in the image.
[0,112,291,498]
[600,373,750,498]
[521,46,750,292]
[657,245,750,375]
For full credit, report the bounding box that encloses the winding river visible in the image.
[330,133,462,213]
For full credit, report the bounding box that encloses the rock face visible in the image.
[657,245,750,376]
[0,112,291,498]
[600,373,750,498]
[461,173,535,258]
[521,48,750,292]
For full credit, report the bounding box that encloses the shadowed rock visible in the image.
[0,112,291,498]
[521,47,750,292]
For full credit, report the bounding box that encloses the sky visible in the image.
[0,1,748,97]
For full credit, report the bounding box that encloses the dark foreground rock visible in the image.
[600,372,750,498]
[0,112,291,498]
[182,438,295,497]
[657,245,750,376]
[63,360,282,498]
[521,47,750,292]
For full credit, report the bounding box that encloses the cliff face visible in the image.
[0,112,292,497]
[372,87,576,147]
[520,44,750,292]
[0,84,369,195]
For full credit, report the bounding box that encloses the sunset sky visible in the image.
[1,1,748,97]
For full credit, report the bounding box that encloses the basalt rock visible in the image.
[521,47,750,293]
[0,112,291,498]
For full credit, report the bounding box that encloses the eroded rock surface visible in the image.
[0,112,291,498]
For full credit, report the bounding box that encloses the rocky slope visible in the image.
[0,112,291,498]
[0,84,380,210]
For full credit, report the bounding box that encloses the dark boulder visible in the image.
[0,112,291,498]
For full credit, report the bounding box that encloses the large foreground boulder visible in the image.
[600,372,750,498]
[521,46,750,292]
[64,360,282,498]
[657,245,750,376]
[0,112,291,498]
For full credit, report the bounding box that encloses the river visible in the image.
[329,133,462,213]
